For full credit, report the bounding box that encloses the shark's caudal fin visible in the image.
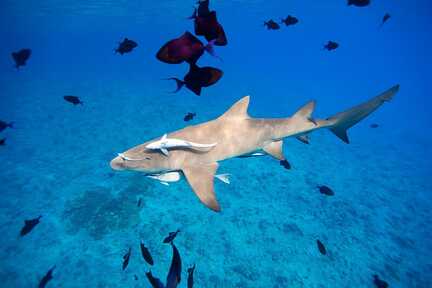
[327,85,399,143]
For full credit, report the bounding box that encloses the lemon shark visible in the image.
[111,85,399,212]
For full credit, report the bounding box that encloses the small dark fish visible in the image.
[137,197,142,207]
[163,229,180,244]
[373,274,389,288]
[280,159,291,170]
[146,271,164,288]
[381,13,391,27]
[115,38,138,55]
[347,0,370,7]
[38,265,55,288]
[192,11,228,46]
[317,185,335,196]
[187,264,196,288]
[324,41,339,51]
[12,49,31,69]
[197,0,210,17]
[264,19,280,30]
[140,241,154,265]
[167,64,223,96]
[184,112,196,122]
[316,240,327,255]
[64,95,83,105]
[370,123,379,128]
[122,247,131,270]
[134,274,138,281]
[281,15,299,26]
[0,120,14,132]
[20,215,42,236]
[166,242,182,288]
[0,138,5,146]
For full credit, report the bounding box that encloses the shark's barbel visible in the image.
[111,85,399,212]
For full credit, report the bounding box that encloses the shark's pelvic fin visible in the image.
[183,162,221,212]
[220,95,250,119]
[263,140,285,160]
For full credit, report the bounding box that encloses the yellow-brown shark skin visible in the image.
[110,84,399,212]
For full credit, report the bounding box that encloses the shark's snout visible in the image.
[110,156,125,170]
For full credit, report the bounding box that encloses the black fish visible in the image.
[140,241,154,265]
[64,95,83,105]
[316,240,327,255]
[280,159,291,170]
[373,274,389,288]
[281,15,299,26]
[370,123,379,128]
[264,19,280,30]
[381,13,391,27]
[317,185,334,196]
[115,38,138,55]
[163,229,180,244]
[197,0,210,17]
[122,247,131,270]
[168,64,223,96]
[134,274,138,281]
[20,215,42,236]
[184,112,196,122]
[0,120,14,132]
[137,197,142,207]
[347,0,370,7]
[12,49,31,69]
[146,271,164,288]
[0,138,5,146]
[324,41,339,51]
[187,264,196,288]
[166,242,182,288]
[38,265,55,288]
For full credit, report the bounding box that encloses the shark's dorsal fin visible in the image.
[263,140,285,160]
[293,101,315,119]
[182,162,221,212]
[220,96,250,119]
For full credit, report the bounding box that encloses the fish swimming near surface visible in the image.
[12,49,31,69]
[20,215,42,236]
[380,13,391,27]
[64,96,83,105]
[110,85,399,211]
[316,240,327,255]
[0,120,14,132]
[281,15,299,26]
[264,19,280,30]
[38,265,55,288]
[373,274,389,288]
[317,185,334,196]
[122,247,131,270]
[280,159,291,170]
[166,242,182,288]
[167,63,223,96]
[146,271,164,288]
[347,0,370,7]
[324,41,339,51]
[187,264,196,288]
[115,38,138,55]
[140,241,154,265]
[163,229,180,244]
[0,138,6,146]
[156,32,216,65]
[184,112,196,122]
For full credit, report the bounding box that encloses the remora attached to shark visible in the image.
[111,85,399,212]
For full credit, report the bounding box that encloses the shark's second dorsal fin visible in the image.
[220,96,250,119]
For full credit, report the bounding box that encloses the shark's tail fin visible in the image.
[326,84,399,143]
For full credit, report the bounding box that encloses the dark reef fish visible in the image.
[115,38,138,55]
[380,13,391,27]
[167,64,223,96]
[316,240,327,255]
[140,241,154,265]
[146,271,164,288]
[280,159,291,170]
[347,0,370,7]
[38,265,55,288]
[0,138,5,146]
[373,274,389,288]
[166,242,182,288]
[137,197,142,207]
[12,49,31,69]
[0,120,14,132]
[187,264,196,288]
[190,4,228,47]
[264,19,280,30]
[163,229,180,244]
[281,15,299,26]
[122,247,131,270]
[64,95,83,105]
[317,185,334,196]
[370,123,379,128]
[324,41,339,51]
[184,112,196,122]
[20,215,42,236]
[156,31,216,65]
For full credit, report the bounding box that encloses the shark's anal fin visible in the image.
[182,162,221,212]
[263,140,285,160]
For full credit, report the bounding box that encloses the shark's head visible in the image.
[110,146,170,174]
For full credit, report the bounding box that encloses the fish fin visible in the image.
[182,162,221,212]
[296,134,310,144]
[160,181,169,186]
[161,134,167,140]
[215,173,230,184]
[263,140,285,160]
[161,148,169,156]
[219,96,250,119]
[165,78,184,93]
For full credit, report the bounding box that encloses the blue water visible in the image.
[1,0,431,287]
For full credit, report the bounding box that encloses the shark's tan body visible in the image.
[111,85,399,211]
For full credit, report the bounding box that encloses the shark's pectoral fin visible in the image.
[263,140,285,160]
[182,162,221,212]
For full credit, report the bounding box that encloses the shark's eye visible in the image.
[145,157,151,160]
